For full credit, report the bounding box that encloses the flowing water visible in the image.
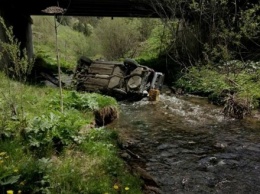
[109,93,260,194]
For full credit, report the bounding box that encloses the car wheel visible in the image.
[79,56,92,66]
[127,76,142,90]
[124,58,139,68]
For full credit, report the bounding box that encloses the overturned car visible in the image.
[72,57,164,101]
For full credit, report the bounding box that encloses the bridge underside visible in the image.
[0,0,158,65]
[0,0,157,17]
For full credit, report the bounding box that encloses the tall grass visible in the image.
[0,72,143,193]
[32,16,96,70]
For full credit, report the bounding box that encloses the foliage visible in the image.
[175,65,230,95]
[0,141,53,193]
[136,22,171,61]
[175,61,260,118]
[1,14,166,194]
[50,90,118,111]
[49,136,142,193]
[32,16,92,70]
[32,16,163,66]
[0,16,33,81]
[0,15,35,140]
[73,22,93,37]
[146,0,260,68]
[23,110,86,157]
[94,18,142,60]
[0,72,142,193]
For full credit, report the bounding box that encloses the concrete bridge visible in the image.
[0,0,157,63]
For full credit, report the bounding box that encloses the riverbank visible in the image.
[0,72,143,193]
[173,63,260,119]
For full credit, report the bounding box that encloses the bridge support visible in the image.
[0,5,33,68]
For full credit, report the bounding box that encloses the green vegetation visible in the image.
[0,16,143,193]
[32,16,92,71]
[176,62,260,103]
[175,61,260,118]
[0,17,34,82]
[32,16,163,68]
[1,4,259,192]
[0,72,142,194]
[139,0,260,118]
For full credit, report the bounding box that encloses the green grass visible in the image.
[175,64,260,108]
[32,16,96,71]
[0,72,143,194]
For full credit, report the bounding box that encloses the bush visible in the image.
[94,18,141,60]
[174,62,260,117]
[0,73,142,193]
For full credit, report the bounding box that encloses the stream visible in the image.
[109,93,260,194]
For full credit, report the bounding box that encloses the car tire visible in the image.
[79,56,92,66]
[123,58,139,68]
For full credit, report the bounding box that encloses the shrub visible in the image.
[0,16,33,81]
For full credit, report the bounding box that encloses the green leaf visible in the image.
[0,175,20,185]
